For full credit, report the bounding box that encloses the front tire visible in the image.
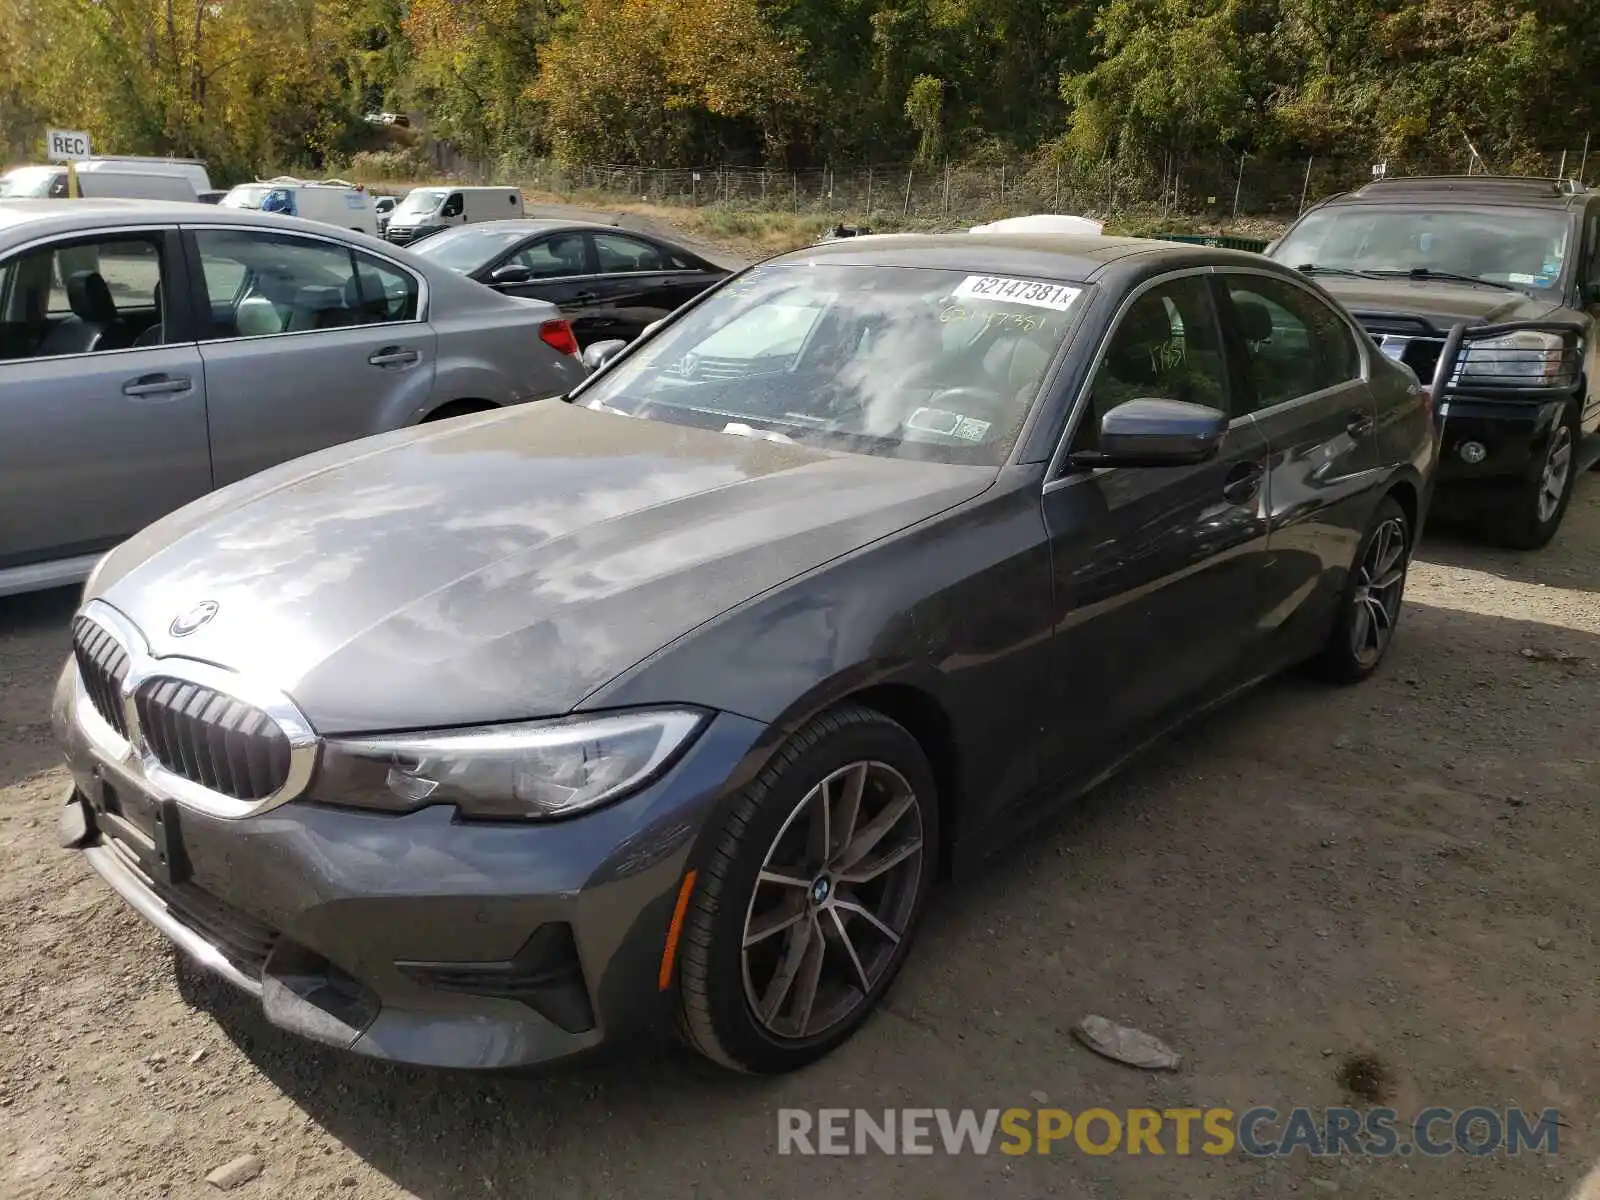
[1494,401,1579,550]
[677,706,937,1074]
[1311,495,1410,685]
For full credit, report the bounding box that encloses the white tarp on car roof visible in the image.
[970,214,1105,236]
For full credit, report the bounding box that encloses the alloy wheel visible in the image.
[741,761,925,1041]
[1536,424,1574,525]
[1349,515,1408,668]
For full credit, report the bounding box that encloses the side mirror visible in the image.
[582,338,628,373]
[1583,281,1600,306]
[490,264,534,286]
[1070,398,1228,468]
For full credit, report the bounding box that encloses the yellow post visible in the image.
[66,161,80,199]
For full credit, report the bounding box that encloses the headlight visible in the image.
[316,708,707,820]
[1459,330,1573,385]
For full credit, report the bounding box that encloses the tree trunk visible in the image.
[192,0,206,107]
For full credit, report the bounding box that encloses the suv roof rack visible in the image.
[1355,175,1587,200]
[81,153,208,167]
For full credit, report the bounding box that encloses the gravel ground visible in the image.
[2,476,1598,1200]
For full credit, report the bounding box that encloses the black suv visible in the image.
[1269,175,1600,548]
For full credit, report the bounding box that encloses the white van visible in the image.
[0,165,198,203]
[219,180,379,236]
[384,186,524,246]
[75,156,212,194]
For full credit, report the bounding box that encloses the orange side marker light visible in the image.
[658,869,698,991]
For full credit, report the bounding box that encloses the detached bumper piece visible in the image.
[397,923,596,1035]
[81,837,270,998]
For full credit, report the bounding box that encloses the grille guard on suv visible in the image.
[1427,318,1587,405]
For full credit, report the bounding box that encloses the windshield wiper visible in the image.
[1360,268,1521,292]
[1295,264,1380,279]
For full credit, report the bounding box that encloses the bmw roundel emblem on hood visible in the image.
[169,600,220,638]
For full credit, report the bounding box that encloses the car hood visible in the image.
[90,402,994,733]
[1312,276,1563,327]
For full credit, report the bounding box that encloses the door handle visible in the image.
[1222,461,1265,505]
[369,347,421,367]
[573,291,599,303]
[121,374,192,398]
[1346,410,1375,438]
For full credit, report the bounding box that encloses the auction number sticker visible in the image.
[951,275,1081,311]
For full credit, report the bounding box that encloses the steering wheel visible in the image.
[927,385,1005,417]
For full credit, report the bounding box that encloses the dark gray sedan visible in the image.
[53,235,1436,1074]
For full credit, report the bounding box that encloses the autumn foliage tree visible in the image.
[532,0,810,165]
[0,0,1597,180]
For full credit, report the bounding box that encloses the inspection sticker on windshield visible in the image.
[951,276,1081,311]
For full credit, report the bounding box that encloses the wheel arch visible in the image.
[842,681,963,879]
[420,397,498,423]
[693,666,971,885]
[1386,475,1419,534]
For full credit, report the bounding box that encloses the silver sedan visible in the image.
[0,198,587,597]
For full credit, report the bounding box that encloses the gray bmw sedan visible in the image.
[54,234,1437,1073]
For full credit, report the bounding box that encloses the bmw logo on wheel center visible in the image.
[169,600,220,638]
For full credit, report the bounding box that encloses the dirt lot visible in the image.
[2,477,1598,1199]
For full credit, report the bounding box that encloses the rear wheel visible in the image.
[1311,495,1410,684]
[1494,401,1579,550]
[677,706,937,1074]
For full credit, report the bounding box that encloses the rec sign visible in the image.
[46,129,91,162]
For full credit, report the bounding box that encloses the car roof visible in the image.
[426,218,620,236]
[1316,175,1590,213]
[772,232,1266,281]
[0,198,375,242]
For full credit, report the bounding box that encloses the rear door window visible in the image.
[592,233,672,273]
[193,230,419,337]
[1219,275,1362,411]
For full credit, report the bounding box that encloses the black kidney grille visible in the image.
[135,678,291,800]
[72,616,131,738]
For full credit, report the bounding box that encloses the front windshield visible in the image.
[1276,206,1569,290]
[220,185,269,210]
[411,226,531,273]
[576,263,1087,465]
[0,167,61,198]
[395,188,445,216]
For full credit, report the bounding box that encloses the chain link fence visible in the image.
[420,140,1600,228]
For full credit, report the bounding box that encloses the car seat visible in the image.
[1233,298,1274,347]
[40,271,128,356]
[1079,298,1180,449]
[1101,297,1172,388]
[554,238,586,274]
[285,284,354,331]
[980,333,1052,407]
[234,295,285,337]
